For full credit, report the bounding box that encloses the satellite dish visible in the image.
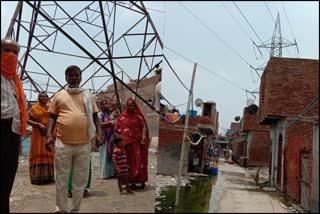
[195,98,203,107]
[234,116,241,121]
[247,104,258,115]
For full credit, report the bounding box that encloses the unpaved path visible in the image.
[10,137,158,213]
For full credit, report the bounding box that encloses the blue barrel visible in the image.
[189,110,197,116]
[210,167,218,175]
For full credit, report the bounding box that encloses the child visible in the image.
[110,102,120,121]
[112,135,133,195]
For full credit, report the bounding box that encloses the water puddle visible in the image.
[155,175,222,213]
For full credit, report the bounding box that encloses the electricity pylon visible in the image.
[257,13,298,58]
[5,1,163,112]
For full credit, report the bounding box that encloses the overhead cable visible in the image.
[233,1,270,56]
[178,1,253,67]
[164,46,248,92]
[264,1,276,25]
[280,1,300,57]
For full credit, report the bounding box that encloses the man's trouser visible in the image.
[54,138,91,213]
[0,119,21,213]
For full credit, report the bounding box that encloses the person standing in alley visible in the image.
[46,65,102,213]
[228,148,233,164]
[114,98,150,190]
[1,38,27,213]
[98,99,116,179]
[27,91,55,185]
[112,135,133,195]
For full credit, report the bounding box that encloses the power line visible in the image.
[220,1,267,64]
[221,2,253,40]
[198,64,246,91]
[264,1,276,25]
[280,1,300,57]
[164,45,194,64]
[178,1,253,67]
[163,55,190,92]
[161,93,188,109]
[263,2,292,57]
[233,1,270,56]
[164,46,248,92]
[286,95,319,128]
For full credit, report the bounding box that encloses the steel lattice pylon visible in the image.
[5,1,163,113]
[257,13,298,58]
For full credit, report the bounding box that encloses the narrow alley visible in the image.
[212,160,292,213]
[156,158,305,213]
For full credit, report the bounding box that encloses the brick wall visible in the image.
[258,57,319,123]
[231,140,245,158]
[241,107,270,167]
[158,116,210,149]
[243,107,270,132]
[285,121,314,206]
[231,122,240,131]
[157,115,213,175]
[95,75,160,137]
[227,122,241,148]
[247,131,270,167]
[158,122,185,148]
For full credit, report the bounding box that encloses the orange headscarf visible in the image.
[1,52,27,136]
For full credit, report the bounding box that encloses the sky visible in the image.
[148,1,319,134]
[2,1,319,134]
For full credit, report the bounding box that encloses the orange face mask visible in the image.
[1,52,19,79]
[1,52,27,136]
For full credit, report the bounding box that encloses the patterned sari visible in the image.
[99,111,115,178]
[29,102,55,184]
[114,98,150,184]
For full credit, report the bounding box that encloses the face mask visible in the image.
[1,52,18,75]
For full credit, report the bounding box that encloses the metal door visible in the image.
[300,153,310,210]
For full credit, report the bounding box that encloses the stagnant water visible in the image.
[155,174,225,213]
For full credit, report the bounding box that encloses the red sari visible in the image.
[114,98,150,184]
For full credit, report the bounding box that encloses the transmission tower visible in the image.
[5,1,163,113]
[258,13,298,58]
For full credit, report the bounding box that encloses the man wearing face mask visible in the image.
[46,65,102,213]
[1,38,27,213]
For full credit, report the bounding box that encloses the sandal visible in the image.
[83,189,89,197]
[141,183,146,189]
[130,183,137,190]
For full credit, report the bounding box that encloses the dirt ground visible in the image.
[10,137,158,213]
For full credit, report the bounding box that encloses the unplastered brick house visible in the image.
[240,106,270,167]
[157,102,219,175]
[258,57,319,212]
[226,122,241,159]
[95,74,161,137]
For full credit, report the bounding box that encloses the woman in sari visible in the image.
[114,98,150,189]
[98,99,116,179]
[27,91,55,184]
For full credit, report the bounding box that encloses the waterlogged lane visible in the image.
[155,175,220,213]
[208,170,225,212]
